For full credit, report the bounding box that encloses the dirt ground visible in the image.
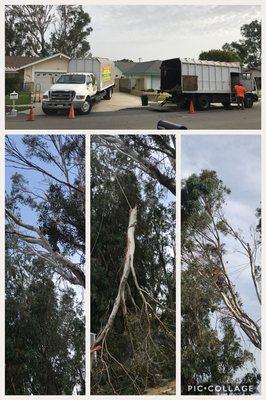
[144,379,176,395]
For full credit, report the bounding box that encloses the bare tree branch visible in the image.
[6,208,85,288]
[99,135,176,195]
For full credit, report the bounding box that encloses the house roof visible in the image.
[5,53,70,72]
[6,56,41,70]
[115,61,135,74]
[125,60,162,76]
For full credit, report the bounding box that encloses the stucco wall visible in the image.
[23,56,69,83]
[144,76,160,91]
[127,75,160,91]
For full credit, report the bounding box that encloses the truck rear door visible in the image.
[160,59,182,93]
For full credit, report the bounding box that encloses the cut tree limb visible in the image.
[93,206,137,346]
[5,208,85,287]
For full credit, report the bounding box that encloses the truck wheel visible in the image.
[104,87,113,100]
[222,101,231,110]
[78,100,93,115]
[42,108,58,115]
[196,95,210,111]
[244,96,254,108]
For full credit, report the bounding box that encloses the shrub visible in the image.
[5,75,24,95]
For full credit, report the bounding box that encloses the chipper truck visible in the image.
[42,57,115,115]
[160,58,258,110]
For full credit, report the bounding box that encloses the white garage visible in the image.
[34,71,64,93]
[14,53,70,93]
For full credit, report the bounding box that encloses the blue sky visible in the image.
[182,134,261,375]
[85,5,261,61]
[5,135,80,223]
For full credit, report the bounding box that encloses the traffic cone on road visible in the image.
[68,103,75,119]
[27,106,35,121]
[188,99,195,114]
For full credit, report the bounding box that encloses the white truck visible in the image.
[42,57,115,115]
[160,58,258,110]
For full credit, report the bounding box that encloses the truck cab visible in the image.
[42,73,98,115]
[230,72,259,108]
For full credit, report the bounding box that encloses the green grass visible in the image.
[5,92,31,111]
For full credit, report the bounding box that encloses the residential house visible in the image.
[5,53,70,93]
[123,60,162,91]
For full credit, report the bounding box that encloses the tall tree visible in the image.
[5,135,85,287]
[5,184,85,395]
[181,170,261,348]
[182,267,257,394]
[6,6,54,57]
[5,237,85,394]
[199,49,241,63]
[91,135,175,395]
[223,19,261,67]
[5,5,92,57]
[181,170,261,394]
[5,6,29,56]
[182,170,261,348]
[50,6,92,57]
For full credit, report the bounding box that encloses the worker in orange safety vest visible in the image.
[211,268,225,287]
[234,82,247,110]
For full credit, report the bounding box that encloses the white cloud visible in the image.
[85,5,261,60]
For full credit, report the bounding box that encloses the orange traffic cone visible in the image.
[27,106,35,121]
[189,100,195,114]
[68,102,75,119]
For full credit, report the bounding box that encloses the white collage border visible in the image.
[0,1,265,399]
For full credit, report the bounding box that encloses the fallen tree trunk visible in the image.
[93,206,137,347]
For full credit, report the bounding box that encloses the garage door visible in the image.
[34,71,65,93]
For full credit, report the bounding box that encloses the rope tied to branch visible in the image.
[113,174,132,209]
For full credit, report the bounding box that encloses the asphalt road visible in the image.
[6,102,261,130]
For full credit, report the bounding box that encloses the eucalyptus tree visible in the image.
[91,135,175,395]
[5,135,85,287]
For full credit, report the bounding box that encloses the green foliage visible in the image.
[5,5,92,57]
[5,241,85,395]
[199,49,241,63]
[91,135,175,394]
[223,19,261,67]
[238,368,261,394]
[5,135,85,394]
[181,170,260,394]
[5,76,24,95]
[115,59,134,62]
[50,6,92,57]
[5,6,54,57]
[5,6,29,56]
[92,314,175,395]
[181,169,230,236]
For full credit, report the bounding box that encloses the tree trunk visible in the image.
[92,207,137,347]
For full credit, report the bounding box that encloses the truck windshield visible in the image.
[56,75,86,84]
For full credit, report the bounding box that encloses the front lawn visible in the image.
[5,92,31,112]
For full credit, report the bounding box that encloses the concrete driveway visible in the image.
[92,92,142,112]
[24,92,142,116]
